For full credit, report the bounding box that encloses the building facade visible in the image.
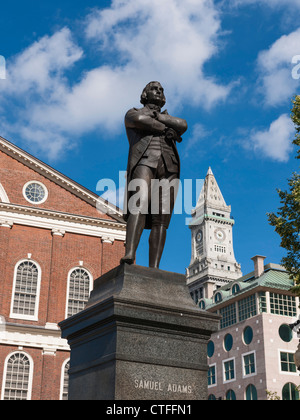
[187,167,242,302]
[0,135,126,400]
[186,168,300,400]
[202,256,300,400]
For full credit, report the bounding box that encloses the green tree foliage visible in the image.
[268,96,300,297]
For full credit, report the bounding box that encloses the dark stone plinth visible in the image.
[59,264,220,400]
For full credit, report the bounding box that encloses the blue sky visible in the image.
[0,0,299,275]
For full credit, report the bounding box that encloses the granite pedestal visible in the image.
[59,264,220,400]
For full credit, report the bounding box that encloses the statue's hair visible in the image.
[140,81,166,107]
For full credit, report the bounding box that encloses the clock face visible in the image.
[196,230,203,243]
[214,228,225,242]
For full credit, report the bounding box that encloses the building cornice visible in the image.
[0,322,69,352]
[0,202,126,241]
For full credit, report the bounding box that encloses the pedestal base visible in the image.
[59,264,219,400]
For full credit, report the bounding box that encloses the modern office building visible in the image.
[202,256,300,400]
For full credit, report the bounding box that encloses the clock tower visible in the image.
[187,167,242,302]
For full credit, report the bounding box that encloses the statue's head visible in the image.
[140,81,166,108]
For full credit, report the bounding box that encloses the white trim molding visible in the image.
[0,203,126,242]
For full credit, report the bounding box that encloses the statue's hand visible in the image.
[165,128,182,143]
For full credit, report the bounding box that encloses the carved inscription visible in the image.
[134,379,193,394]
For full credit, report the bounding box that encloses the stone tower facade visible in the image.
[187,167,242,302]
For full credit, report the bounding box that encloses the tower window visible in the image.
[214,245,226,253]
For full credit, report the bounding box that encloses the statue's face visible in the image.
[145,82,165,107]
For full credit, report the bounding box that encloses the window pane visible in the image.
[12,261,39,317]
[220,303,237,329]
[243,326,253,345]
[280,352,297,373]
[208,366,216,386]
[270,293,297,317]
[67,268,91,317]
[244,353,255,376]
[238,294,257,322]
[279,324,293,342]
[3,353,31,400]
[224,334,233,352]
[61,361,70,400]
[226,389,236,400]
[246,384,257,400]
[224,359,235,381]
[207,341,215,358]
[282,383,300,401]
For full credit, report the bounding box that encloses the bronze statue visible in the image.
[121,81,187,268]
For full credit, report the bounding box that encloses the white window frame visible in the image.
[0,182,9,202]
[10,259,42,321]
[60,358,70,400]
[65,267,93,319]
[222,357,236,384]
[208,363,217,388]
[278,349,299,376]
[242,350,257,378]
[1,351,34,400]
[23,180,48,205]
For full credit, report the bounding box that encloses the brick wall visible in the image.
[0,345,70,400]
[0,149,111,219]
[0,146,126,399]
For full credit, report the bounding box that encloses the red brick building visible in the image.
[0,135,126,400]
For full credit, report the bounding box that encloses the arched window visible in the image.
[60,359,70,400]
[245,384,257,400]
[1,352,33,400]
[232,283,240,295]
[226,389,236,400]
[214,292,222,304]
[282,383,299,400]
[66,268,92,318]
[10,260,41,320]
[199,300,206,310]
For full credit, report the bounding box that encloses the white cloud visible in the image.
[256,28,300,106]
[228,0,300,9]
[249,114,294,162]
[84,0,231,108]
[0,0,233,160]
[3,27,83,97]
[0,28,83,159]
